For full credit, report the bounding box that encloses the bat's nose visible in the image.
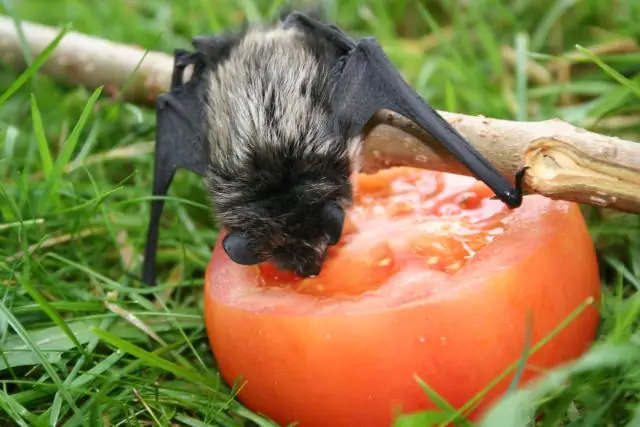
[298,263,322,277]
[299,265,322,277]
[295,245,328,277]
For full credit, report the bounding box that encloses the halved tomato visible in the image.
[203,167,600,427]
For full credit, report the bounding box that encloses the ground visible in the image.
[1,0,640,426]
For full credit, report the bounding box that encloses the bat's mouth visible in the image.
[296,263,322,278]
[286,241,329,278]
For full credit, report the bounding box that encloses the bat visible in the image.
[141,11,527,286]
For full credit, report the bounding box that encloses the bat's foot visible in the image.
[277,4,326,23]
[170,49,203,89]
[281,10,355,52]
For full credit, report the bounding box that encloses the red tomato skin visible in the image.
[203,199,600,427]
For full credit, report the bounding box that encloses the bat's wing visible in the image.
[283,12,525,209]
[141,48,209,287]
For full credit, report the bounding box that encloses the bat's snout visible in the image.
[296,261,323,278]
[294,244,329,278]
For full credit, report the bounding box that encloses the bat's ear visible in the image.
[222,231,264,265]
[276,3,327,23]
[322,202,345,245]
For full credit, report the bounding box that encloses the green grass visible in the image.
[1,0,640,426]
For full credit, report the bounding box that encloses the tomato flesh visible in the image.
[204,167,600,427]
[257,169,510,297]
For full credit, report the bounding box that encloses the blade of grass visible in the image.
[38,86,103,214]
[481,342,640,426]
[0,299,82,417]
[197,0,222,32]
[626,405,640,426]
[0,23,70,107]
[1,125,19,176]
[610,290,640,343]
[233,406,280,427]
[443,79,457,113]
[0,388,37,427]
[576,45,640,98]
[506,312,534,394]
[393,411,452,427]
[414,375,458,416]
[90,326,221,392]
[469,5,503,78]
[0,178,34,281]
[531,0,577,52]
[266,0,286,21]
[440,296,595,425]
[15,273,89,358]
[44,317,119,426]
[237,0,262,24]
[515,32,529,122]
[174,414,219,427]
[605,255,640,291]
[1,0,33,65]
[417,4,465,66]
[152,295,208,371]
[29,94,53,178]
[116,35,162,106]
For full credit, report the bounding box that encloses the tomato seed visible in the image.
[369,243,395,269]
[445,261,462,272]
[388,201,415,217]
[456,191,482,209]
[377,257,392,267]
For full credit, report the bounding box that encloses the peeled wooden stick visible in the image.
[0,17,173,104]
[1,16,640,214]
[363,112,640,213]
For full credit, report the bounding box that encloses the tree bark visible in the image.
[1,16,639,214]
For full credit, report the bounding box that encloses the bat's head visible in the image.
[205,149,355,277]
[198,22,362,277]
[221,200,346,276]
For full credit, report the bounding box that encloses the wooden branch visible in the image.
[1,16,640,214]
[364,113,640,213]
[0,17,173,104]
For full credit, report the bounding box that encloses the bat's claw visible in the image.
[501,189,523,209]
[490,166,529,208]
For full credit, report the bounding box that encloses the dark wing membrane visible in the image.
[280,12,523,208]
[142,34,241,286]
[332,39,523,207]
[141,50,209,286]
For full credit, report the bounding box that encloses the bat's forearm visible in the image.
[2,16,640,214]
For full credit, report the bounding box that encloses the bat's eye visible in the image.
[222,231,263,265]
[322,202,345,246]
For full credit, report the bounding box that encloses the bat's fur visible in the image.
[141,8,526,286]
[200,20,361,276]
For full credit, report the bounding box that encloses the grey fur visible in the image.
[200,23,361,276]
